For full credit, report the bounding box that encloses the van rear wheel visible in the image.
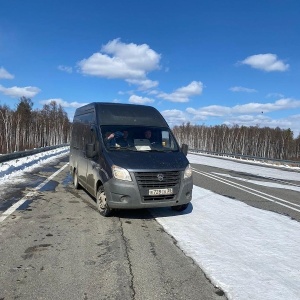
[96,186,112,217]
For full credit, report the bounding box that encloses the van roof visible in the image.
[74,102,169,127]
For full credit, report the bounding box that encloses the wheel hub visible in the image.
[98,191,107,210]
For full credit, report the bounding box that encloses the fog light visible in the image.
[120,196,129,203]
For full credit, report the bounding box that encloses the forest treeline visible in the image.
[173,123,300,161]
[1,98,299,161]
[0,97,71,154]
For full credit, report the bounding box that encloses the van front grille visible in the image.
[135,171,180,188]
[143,195,176,202]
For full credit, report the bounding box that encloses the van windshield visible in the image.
[101,126,179,152]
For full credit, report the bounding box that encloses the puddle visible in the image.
[39,180,59,192]
[17,199,33,211]
[0,196,22,212]
[62,173,72,186]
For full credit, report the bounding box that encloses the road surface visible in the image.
[0,154,225,300]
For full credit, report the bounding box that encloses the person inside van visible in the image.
[144,129,151,139]
[106,130,132,147]
[118,130,133,147]
[144,129,156,145]
[104,131,117,147]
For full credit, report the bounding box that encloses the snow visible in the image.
[0,147,69,186]
[188,152,300,181]
[151,186,300,300]
[1,149,300,300]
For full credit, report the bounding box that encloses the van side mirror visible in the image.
[86,143,97,158]
[181,144,188,156]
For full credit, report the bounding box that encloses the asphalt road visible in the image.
[191,160,300,222]
[0,155,225,300]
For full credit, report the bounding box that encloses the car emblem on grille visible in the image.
[157,174,164,181]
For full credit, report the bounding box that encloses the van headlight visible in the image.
[184,164,192,179]
[112,165,132,181]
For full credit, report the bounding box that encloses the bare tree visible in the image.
[0,106,13,153]
[172,123,299,161]
[0,98,71,154]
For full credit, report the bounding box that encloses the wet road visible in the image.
[0,155,225,300]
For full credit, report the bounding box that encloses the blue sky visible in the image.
[1,0,300,137]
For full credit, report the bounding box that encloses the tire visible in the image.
[73,170,80,189]
[96,186,112,217]
[171,203,189,212]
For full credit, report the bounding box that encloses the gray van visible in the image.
[69,102,193,216]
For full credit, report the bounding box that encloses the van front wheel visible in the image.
[96,186,112,217]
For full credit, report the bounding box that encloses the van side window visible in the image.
[72,113,94,151]
[71,120,84,149]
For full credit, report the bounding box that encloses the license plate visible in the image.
[149,188,173,195]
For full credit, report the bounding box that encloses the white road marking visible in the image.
[192,168,300,213]
[0,163,69,223]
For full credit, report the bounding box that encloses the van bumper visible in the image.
[104,172,193,209]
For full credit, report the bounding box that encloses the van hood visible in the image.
[105,150,189,171]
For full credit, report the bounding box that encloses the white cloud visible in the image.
[0,67,14,79]
[187,105,231,118]
[157,81,203,102]
[0,85,40,98]
[78,38,161,81]
[160,106,299,137]
[289,114,300,137]
[230,86,257,93]
[185,98,300,137]
[161,109,190,127]
[232,98,300,114]
[239,53,289,72]
[128,95,154,105]
[40,98,88,108]
[266,92,285,98]
[126,78,159,90]
[147,90,159,95]
[58,65,73,73]
[186,98,300,118]
[224,114,300,137]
